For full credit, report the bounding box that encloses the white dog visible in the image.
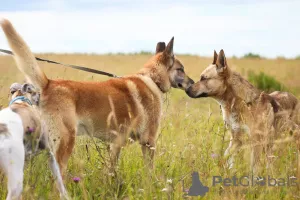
[0,83,68,200]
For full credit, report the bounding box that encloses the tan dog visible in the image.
[186,49,300,171]
[0,19,194,175]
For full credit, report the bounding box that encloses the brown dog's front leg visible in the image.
[141,141,155,170]
[108,143,121,174]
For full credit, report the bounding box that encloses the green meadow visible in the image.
[0,54,299,199]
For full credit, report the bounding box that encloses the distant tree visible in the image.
[243,53,261,59]
[138,51,152,55]
[276,56,286,60]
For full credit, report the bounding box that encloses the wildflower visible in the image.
[108,172,115,177]
[211,153,218,158]
[150,146,156,150]
[28,127,35,132]
[128,137,134,143]
[73,177,81,183]
[161,188,168,192]
[167,179,172,184]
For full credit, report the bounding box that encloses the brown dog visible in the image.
[186,49,299,171]
[0,19,194,175]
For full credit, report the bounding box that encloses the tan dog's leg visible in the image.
[224,131,242,169]
[250,133,264,173]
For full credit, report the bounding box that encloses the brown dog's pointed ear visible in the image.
[216,49,228,74]
[156,42,166,54]
[212,50,218,64]
[164,37,174,56]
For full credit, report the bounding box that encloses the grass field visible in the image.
[0,53,300,199]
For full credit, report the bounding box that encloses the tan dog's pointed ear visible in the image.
[216,49,228,74]
[213,50,218,64]
[163,37,174,56]
[156,42,166,54]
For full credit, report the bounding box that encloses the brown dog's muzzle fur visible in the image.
[169,58,194,91]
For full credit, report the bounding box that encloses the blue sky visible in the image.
[0,0,299,58]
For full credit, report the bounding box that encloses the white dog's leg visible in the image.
[5,142,25,200]
[6,167,23,200]
[49,151,69,200]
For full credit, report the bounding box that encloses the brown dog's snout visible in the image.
[185,77,194,91]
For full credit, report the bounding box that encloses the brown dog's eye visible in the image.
[177,68,184,72]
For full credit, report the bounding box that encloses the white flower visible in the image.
[161,188,168,192]
[108,173,115,177]
[138,189,144,193]
[128,137,134,143]
[167,179,172,184]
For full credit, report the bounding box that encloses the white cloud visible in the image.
[0,1,299,58]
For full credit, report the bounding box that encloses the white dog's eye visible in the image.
[10,90,16,95]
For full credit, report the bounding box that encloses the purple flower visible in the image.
[28,127,35,132]
[184,188,189,193]
[73,177,81,183]
[211,153,218,159]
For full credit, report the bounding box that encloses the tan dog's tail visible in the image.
[0,19,48,90]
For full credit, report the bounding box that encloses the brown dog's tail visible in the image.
[0,19,48,90]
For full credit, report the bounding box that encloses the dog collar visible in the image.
[9,96,32,106]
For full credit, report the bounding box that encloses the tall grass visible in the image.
[0,54,299,199]
[248,71,286,92]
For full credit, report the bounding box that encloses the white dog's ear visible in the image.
[216,49,228,74]
[163,37,174,57]
[212,50,218,64]
[156,42,166,54]
[21,83,35,94]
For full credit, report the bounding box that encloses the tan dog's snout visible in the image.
[185,82,209,98]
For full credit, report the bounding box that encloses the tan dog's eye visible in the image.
[200,75,207,81]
